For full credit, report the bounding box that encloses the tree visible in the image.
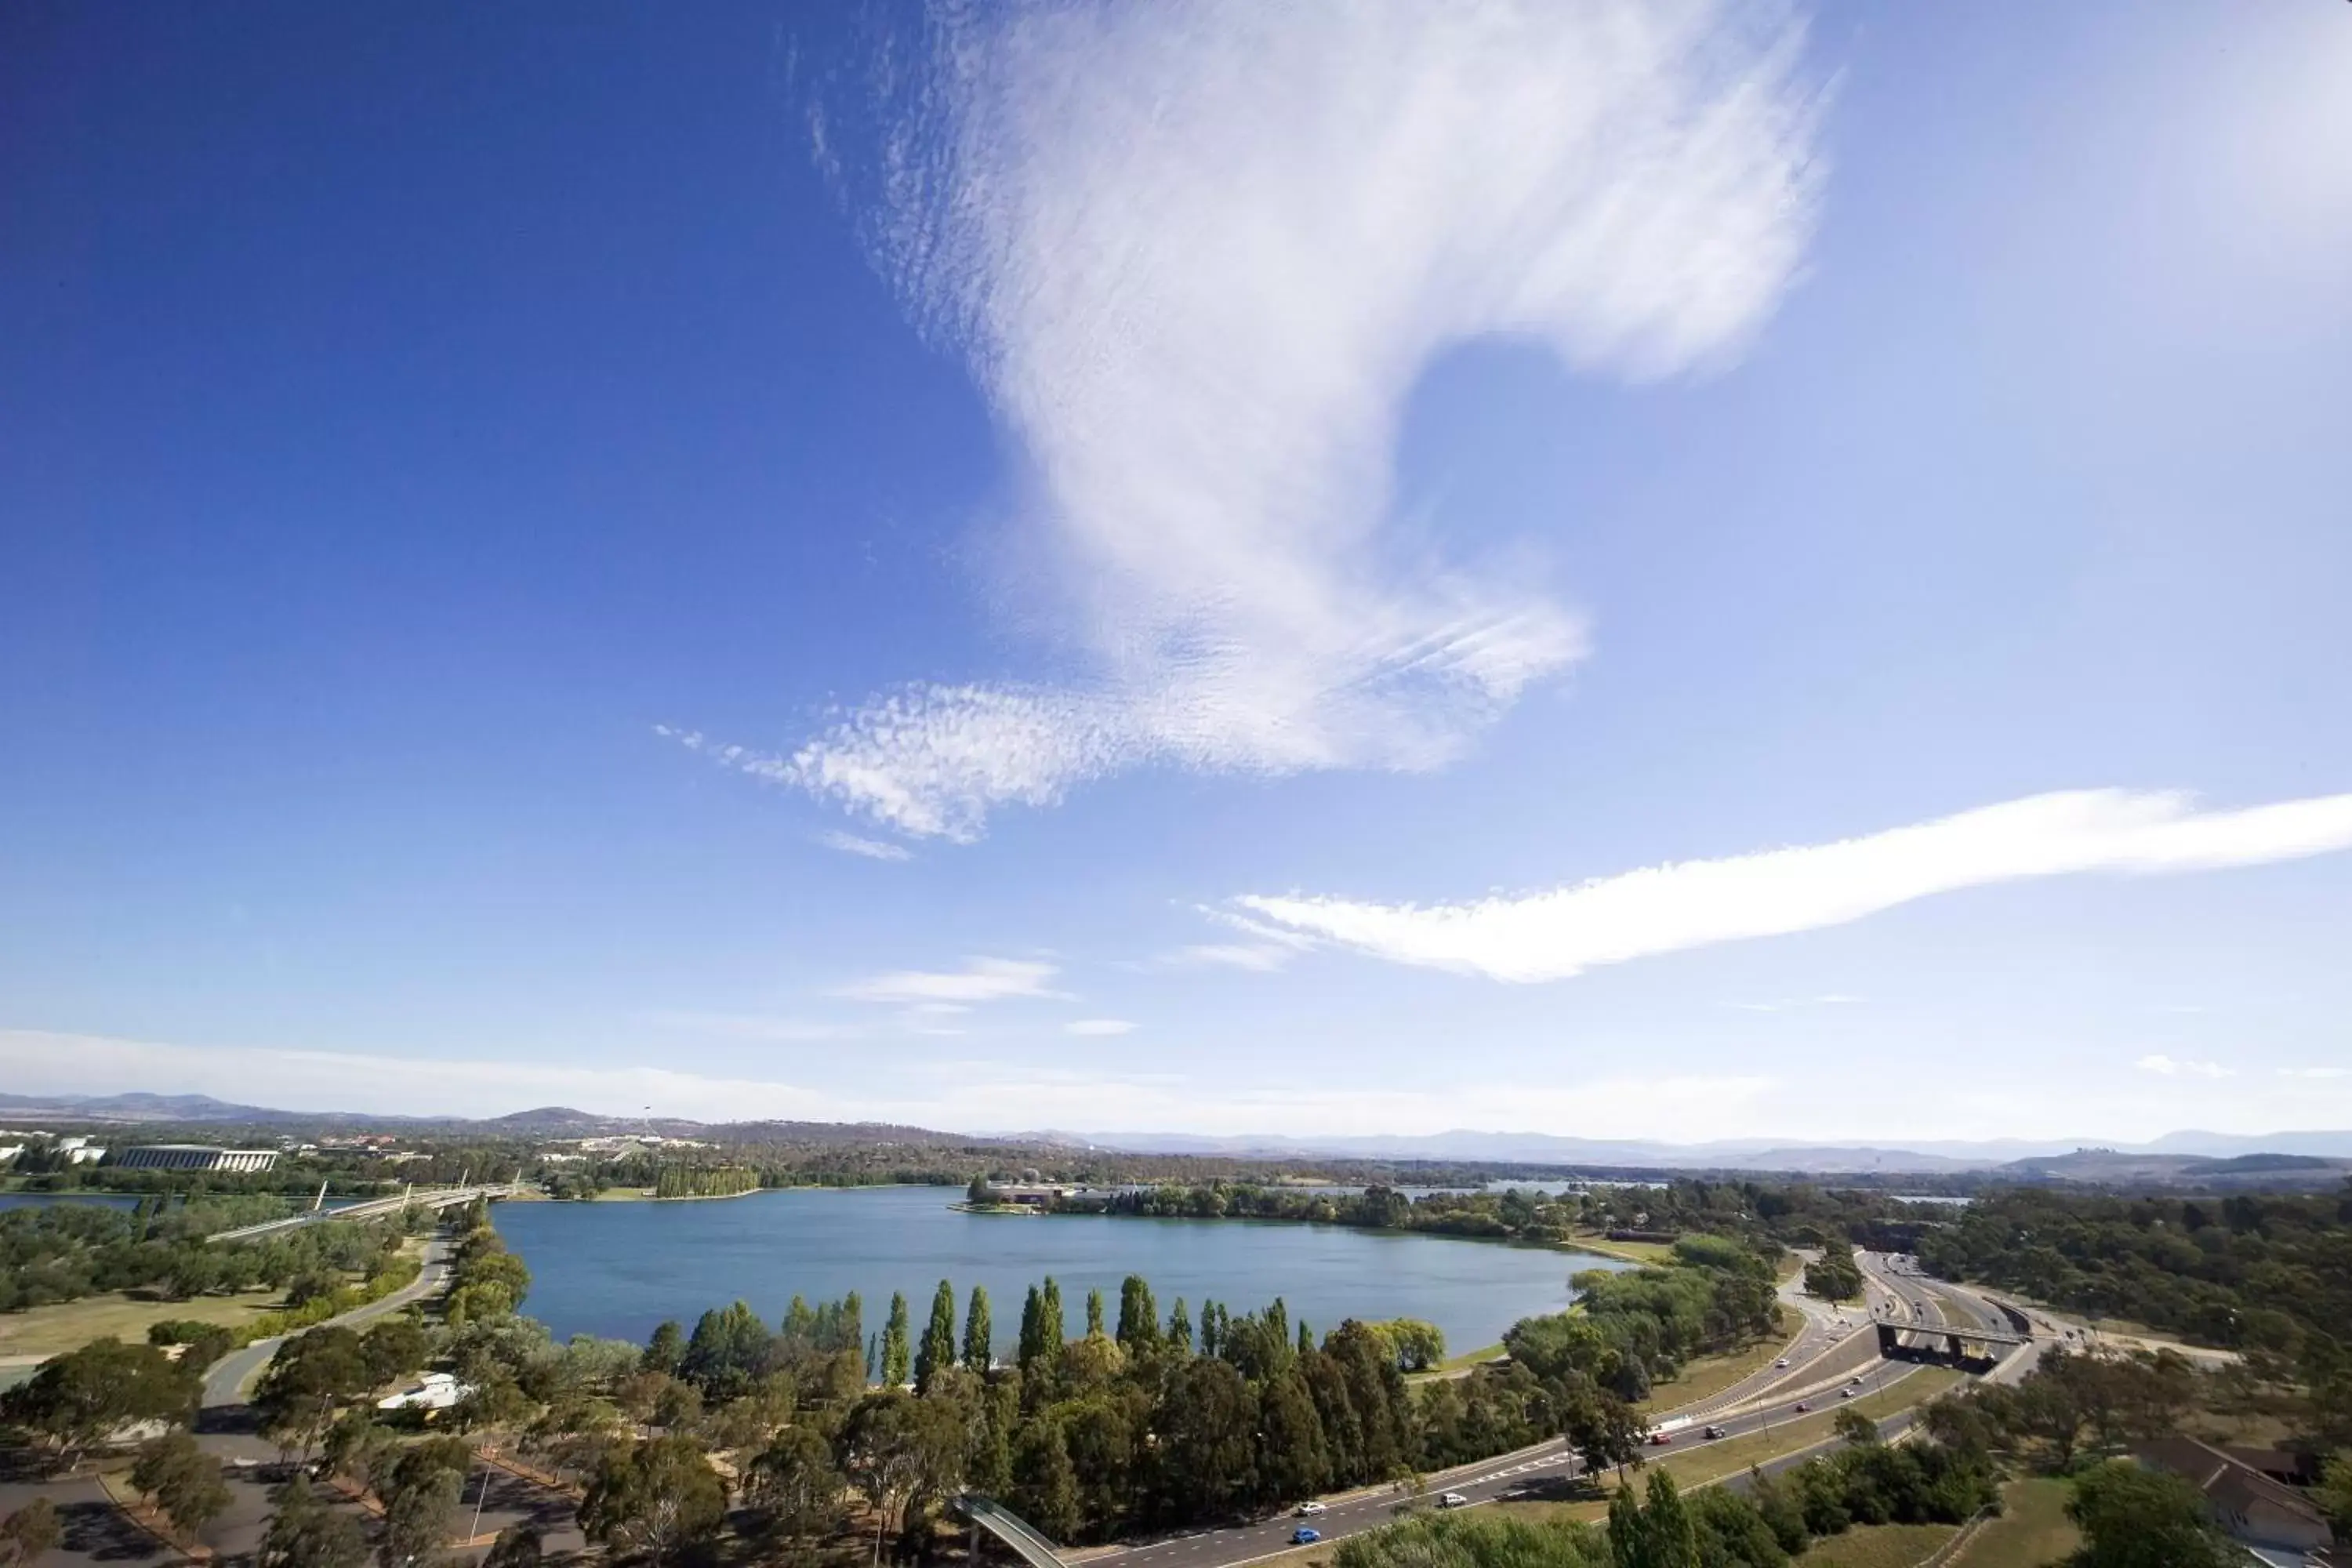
[2317,1452,2352,1538]
[1555,1377,1646,1483]
[0,1500,60,1567]
[482,1523,543,1568]
[1610,1470,1700,1568]
[2066,1461,2239,1568]
[378,1454,463,1568]
[642,1319,685,1375]
[678,1300,774,1402]
[580,1434,727,1563]
[840,1388,964,1546]
[967,1174,996,1205]
[1256,1369,1330,1504]
[750,1425,843,1545]
[257,1481,369,1568]
[916,1279,958,1394]
[1086,1287,1106,1338]
[1803,1244,1864,1305]
[1690,1486,1789,1567]
[881,1292,913,1388]
[1039,1279,1066,1359]
[1116,1276,1160,1352]
[256,1327,373,1457]
[1011,1420,1080,1542]
[962,1284,994,1374]
[131,1430,231,1540]
[1833,1407,1879,1446]
[0,1337,202,1461]
[1167,1298,1194,1353]
[359,1316,430,1389]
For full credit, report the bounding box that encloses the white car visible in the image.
[1296,1501,1328,1515]
[1438,1493,1469,1509]
[1774,1358,1791,1369]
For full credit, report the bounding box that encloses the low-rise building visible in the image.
[114,1144,281,1174]
[2136,1436,2334,1564]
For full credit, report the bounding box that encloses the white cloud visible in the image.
[818,829,913,862]
[1065,1018,1137,1037]
[2278,1066,2350,1080]
[2136,1054,2234,1080]
[638,1011,853,1043]
[1730,993,1860,1014]
[717,0,1827,840]
[833,956,1069,1006]
[1236,789,2352,983]
[1160,942,1298,974]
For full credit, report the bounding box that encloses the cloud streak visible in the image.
[833,956,1068,1006]
[1236,789,2352,983]
[2136,1054,2234,1080]
[743,0,1828,839]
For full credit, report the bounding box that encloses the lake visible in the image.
[494,1185,1629,1356]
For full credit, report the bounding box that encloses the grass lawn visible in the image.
[0,1287,285,1359]
[1570,1234,1680,1265]
[1949,1477,2076,1567]
[1433,1342,1505,1373]
[1798,1523,1958,1566]
[1639,1305,1804,1415]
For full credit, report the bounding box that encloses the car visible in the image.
[1292,1528,1323,1544]
[1702,1425,1727,1440]
[1774,1358,1791,1368]
[1648,1431,1673,1446]
[1839,1387,1857,1399]
[1296,1501,1328,1515]
[1794,1401,1810,1413]
[1849,1375,1865,1385]
[1438,1492,1469,1509]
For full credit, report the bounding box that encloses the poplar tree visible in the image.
[880,1293,911,1388]
[1039,1278,1066,1357]
[1018,1286,1046,1372]
[916,1280,957,1394]
[1167,1299,1194,1353]
[1085,1287,1106,1338]
[1116,1276,1160,1351]
[962,1285,993,1374]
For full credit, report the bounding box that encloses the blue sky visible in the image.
[5,0,2348,1142]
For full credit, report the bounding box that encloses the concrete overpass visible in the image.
[956,1495,1073,1568]
[206,1182,524,1243]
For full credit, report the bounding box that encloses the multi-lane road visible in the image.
[1086,1253,2089,1568]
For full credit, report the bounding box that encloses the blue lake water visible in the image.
[0,1192,142,1211]
[494,1185,1630,1356]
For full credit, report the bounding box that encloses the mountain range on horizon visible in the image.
[5,1091,2350,1173]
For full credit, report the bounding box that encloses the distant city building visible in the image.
[115,1144,280,1174]
[64,1145,107,1165]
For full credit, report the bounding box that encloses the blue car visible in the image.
[1292,1526,1323,1544]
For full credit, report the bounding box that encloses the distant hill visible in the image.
[5,1091,2347,1180]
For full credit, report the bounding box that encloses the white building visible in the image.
[378,1371,471,1412]
[115,1145,280,1174]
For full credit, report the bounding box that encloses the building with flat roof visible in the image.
[115,1145,280,1174]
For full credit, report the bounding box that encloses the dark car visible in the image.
[1702,1425,1727,1440]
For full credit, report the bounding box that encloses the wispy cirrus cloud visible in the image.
[691,0,1828,840]
[818,829,913,862]
[1236,789,2352,983]
[1065,1018,1136,1037]
[2278,1066,2350,1080]
[638,1011,853,1043]
[833,956,1069,1006]
[1730,993,1860,1014]
[2136,1054,2234,1080]
[1160,943,1299,974]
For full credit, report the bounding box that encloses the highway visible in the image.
[1081,1255,2066,1568]
[1091,1272,1933,1568]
